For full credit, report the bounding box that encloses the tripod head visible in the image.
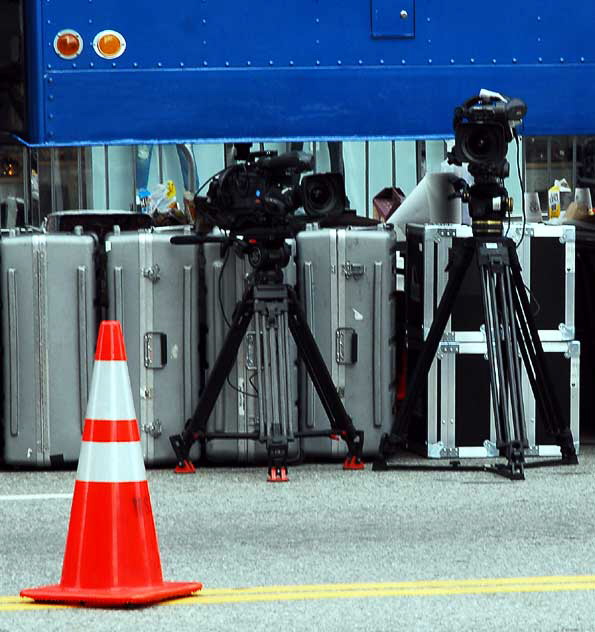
[171,229,292,284]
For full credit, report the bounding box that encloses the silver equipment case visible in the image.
[1,229,97,466]
[106,226,200,465]
[296,224,396,459]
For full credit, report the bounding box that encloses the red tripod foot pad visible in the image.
[267,466,289,483]
[174,460,196,474]
[343,456,365,470]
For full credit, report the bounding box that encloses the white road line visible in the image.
[0,493,72,501]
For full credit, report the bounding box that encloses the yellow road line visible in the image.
[196,575,595,595]
[2,576,595,612]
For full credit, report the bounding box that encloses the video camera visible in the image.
[448,91,527,180]
[195,144,346,236]
[447,91,527,235]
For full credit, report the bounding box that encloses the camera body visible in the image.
[449,95,527,180]
[195,149,346,234]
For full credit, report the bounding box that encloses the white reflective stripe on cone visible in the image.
[85,360,137,421]
[76,441,146,483]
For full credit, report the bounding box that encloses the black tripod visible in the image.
[375,221,578,481]
[170,235,365,480]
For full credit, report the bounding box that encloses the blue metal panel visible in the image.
[372,0,415,38]
[23,0,595,145]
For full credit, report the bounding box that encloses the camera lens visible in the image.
[308,183,332,211]
[467,131,493,160]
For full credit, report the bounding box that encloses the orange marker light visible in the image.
[93,30,126,59]
[54,30,83,59]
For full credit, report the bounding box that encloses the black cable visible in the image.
[515,132,527,248]
[216,241,258,398]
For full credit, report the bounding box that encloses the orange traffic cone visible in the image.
[21,321,203,606]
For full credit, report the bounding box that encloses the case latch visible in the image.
[144,332,168,369]
[336,327,358,364]
[142,264,161,283]
[342,262,365,279]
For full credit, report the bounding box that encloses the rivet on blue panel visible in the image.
[89,62,94,67]
[180,62,184,67]
[48,94,54,101]
[492,59,497,64]
[315,18,320,24]
[560,58,565,63]
[157,62,162,67]
[380,59,385,64]
[269,60,274,66]
[289,60,294,66]
[316,60,320,66]
[470,58,475,64]
[47,64,52,69]
[512,58,518,64]
[133,62,138,68]
[203,61,208,66]
[112,62,116,67]
[247,61,251,66]
[49,114,54,120]
[225,61,230,67]
[538,57,543,63]
[358,59,363,65]
[581,57,586,63]
[337,60,342,65]
[428,59,432,64]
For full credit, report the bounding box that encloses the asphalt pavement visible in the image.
[2,448,595,631]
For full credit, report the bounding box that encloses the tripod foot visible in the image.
[174,460,196,474]
[267,465,289,483]
[343,456,365,471]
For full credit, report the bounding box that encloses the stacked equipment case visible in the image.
[404,223,579,459]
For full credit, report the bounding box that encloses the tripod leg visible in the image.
[507,245,578,462]
[286,287,364,467]
[169,287,255,470]
[253,299,291,482]
[477,247,525,480]
[377,238,476,462]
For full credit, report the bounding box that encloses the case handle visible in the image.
[7,268,19,437]
[373,261,383,428]
[77,266,89,433]
[303,262,316,428]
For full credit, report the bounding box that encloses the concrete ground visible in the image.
[2,448,595,632]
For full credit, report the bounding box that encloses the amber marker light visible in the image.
[93,30,126,59]
[54,30,83,59]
